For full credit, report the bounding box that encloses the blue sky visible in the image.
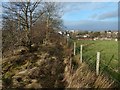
[0,1,118,31]
[62,2,118,31]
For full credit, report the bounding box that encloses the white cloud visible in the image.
[63,2,91,13]
[97,10,118,20]
[64,20,118,30]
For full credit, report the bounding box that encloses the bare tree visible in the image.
[41,2,63,44]
[2,0,46,47]
[2,1,64,53]
[3,0,45,30]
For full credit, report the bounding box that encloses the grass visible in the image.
[65,62,115,88]
[71,39,119,83]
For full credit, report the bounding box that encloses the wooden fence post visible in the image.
[74,42,76,56]
[96,52,100,75]
[80,45,83,63]
[70,57,72,73]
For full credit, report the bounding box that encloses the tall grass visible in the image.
[64,62,115,88]
[73,40,119,84]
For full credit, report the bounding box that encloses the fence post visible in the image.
[74,42,76,56]
[96,52,100,75]
[70,57,72,73]
[80,45,83,63]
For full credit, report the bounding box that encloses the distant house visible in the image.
[58,31,63,35]
[83,34,90,38]
[107,31,112,38]
[75,30,118,41]
[93,37,98,41]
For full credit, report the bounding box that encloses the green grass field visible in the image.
[73,39,119,82]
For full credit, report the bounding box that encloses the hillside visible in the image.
[2,31,117,89]
[1,1,119,89]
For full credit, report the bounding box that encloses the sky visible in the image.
[0,1,118,31]
[62,2,118,31]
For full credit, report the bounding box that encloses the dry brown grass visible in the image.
[64,61,115,88]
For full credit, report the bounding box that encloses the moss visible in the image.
[4,71,14,79]
[2,72,13,87]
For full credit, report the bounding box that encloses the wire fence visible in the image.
[68,39,120,84]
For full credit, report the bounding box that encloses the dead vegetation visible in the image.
[2,28,116,88]
[64,62,115,88]
[2,41,116,89]
[2,47,65,88]
[1,1,117,89]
